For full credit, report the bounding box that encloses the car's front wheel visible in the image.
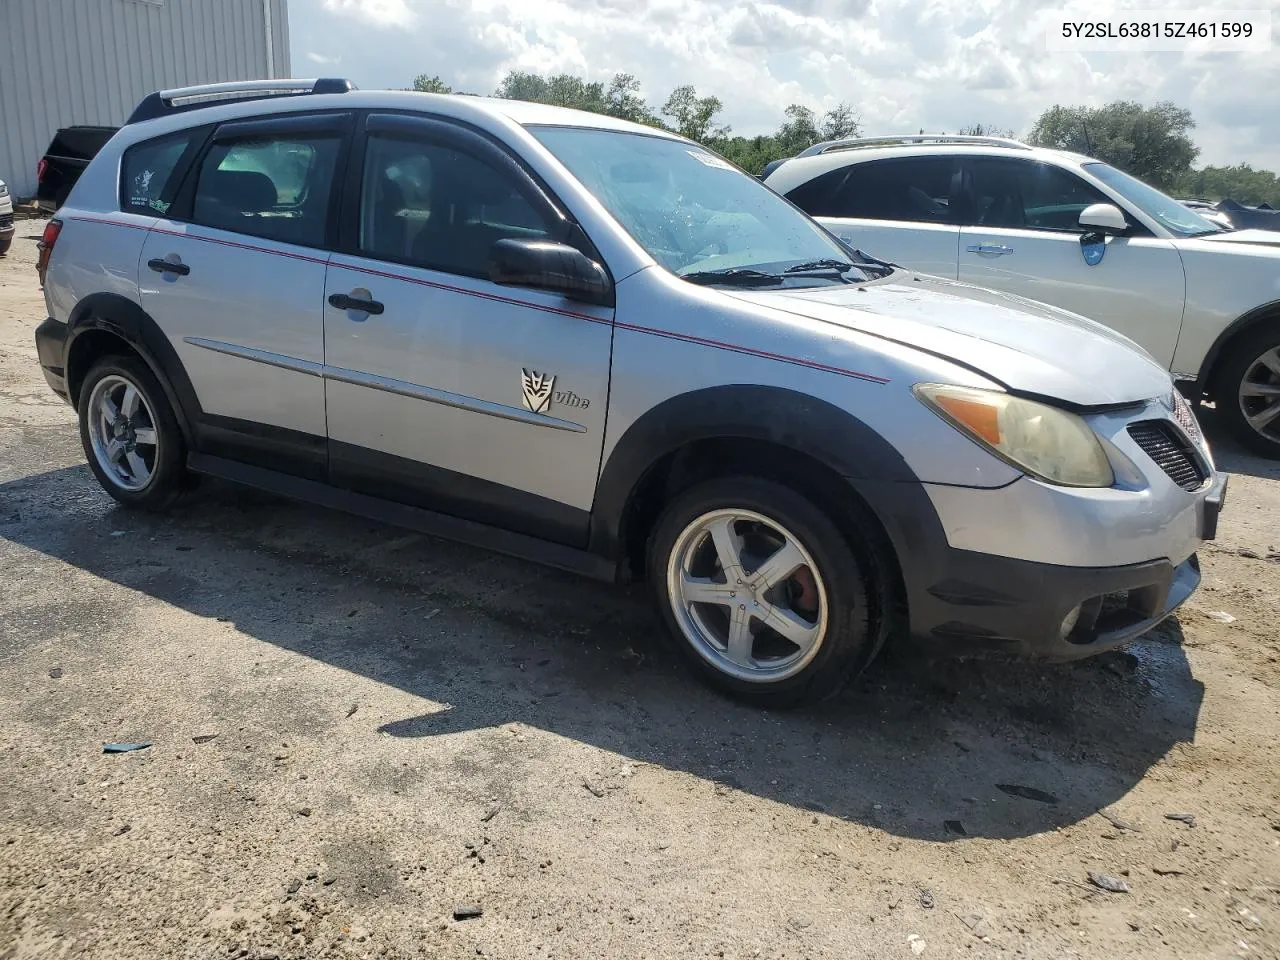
[1217,326,1280,458]
[647,476,886,707]
[78,355,187,509]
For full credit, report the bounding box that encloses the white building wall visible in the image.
[0,0,291,198]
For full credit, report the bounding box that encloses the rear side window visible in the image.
[191,135,342,247]
[121,133,197,215]
[789,157,962,224]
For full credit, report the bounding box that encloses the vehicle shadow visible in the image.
[0,464,1205,842]
[1196,401,1280,481]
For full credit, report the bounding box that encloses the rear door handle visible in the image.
[147,257,190,276]
[966,243,1014,256]
[328,292,384,316]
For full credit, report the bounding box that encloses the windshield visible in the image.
[531,126,874,282]
[1084,162,1221,237]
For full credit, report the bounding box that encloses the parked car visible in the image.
[1176,198,1233,231]
[766,136,1280,456]
[33,80,1224,705]
[36,125,118,212]
[1215,197,1280,232]
[0,177,13,256]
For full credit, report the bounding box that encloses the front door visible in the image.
[322,113,614,545]
[137,113,351,478]
[957,157,1186,366]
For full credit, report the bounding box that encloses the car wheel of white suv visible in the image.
[647,476,884,707]
[78,355,187,509]
[1216,327,1280,458]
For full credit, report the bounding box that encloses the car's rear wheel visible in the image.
[78,355,186,509]
[1216,326,1280,458]
[647,476,884,707]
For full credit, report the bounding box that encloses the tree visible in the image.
[662,85,730,142]
[957,122,1016,138]
[604,73,659,125]
[820,103,860,141]
[1176,163,1280,207]
[1027,101,1198,190]
[411,75,453,94]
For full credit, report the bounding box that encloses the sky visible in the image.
[290,0,1280,171]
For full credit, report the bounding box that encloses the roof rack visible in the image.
[796,134,1030,158]
[126,78,356,124]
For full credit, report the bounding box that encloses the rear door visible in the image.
[957,157,1186,365]
[786,156,962,277]
[137,112,352,478]
[322,113,614,545]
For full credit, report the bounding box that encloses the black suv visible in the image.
[36,125,118,212]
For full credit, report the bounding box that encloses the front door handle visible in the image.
[328,291,385,316]
[965,243,1015,256]
[147,257,190,276]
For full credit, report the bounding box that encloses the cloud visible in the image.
[306,51,341,65]
[320,0,417,28]
[288,0,1280,169]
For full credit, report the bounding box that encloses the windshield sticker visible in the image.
[686,150,736,171]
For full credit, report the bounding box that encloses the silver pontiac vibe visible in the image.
[34,80,1226,706]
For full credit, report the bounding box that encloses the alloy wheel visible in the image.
[86,374,160,492]
[665,508,829,683]
[1238,345,1280,443]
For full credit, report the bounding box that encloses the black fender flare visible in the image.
[65,292,202,447]
[587,384,925,561]
[1195,298,1280,396]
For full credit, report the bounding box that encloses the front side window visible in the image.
[1084,162,1220,237]
[531,126,874,281]
[191,134,341,247]
[121,133,196,215]
[967,159,1113,232]
[358,134,551,277]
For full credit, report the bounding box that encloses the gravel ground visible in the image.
[1,222,1278,960]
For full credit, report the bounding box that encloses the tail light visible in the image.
[37,158,48,183]
[36,218,62,287]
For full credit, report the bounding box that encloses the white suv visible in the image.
[766,136,1280,456]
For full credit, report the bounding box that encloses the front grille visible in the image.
[1128,420,1207,490]
[0,213,13,230]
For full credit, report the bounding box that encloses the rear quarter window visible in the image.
[120,132,198,215]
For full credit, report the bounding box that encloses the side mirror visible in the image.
[489,238,613,306]
[1078,202,1128,235]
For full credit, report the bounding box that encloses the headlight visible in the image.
[914,383,1114,487]
[0,182,8,198]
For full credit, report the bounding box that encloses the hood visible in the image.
[1197,228,1280,248]
[724,273,1173,407]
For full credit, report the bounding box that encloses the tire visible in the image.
[77,354,187,509]
[0,231,12,257]
[646,475,887,708]
[1214,325,1280,458]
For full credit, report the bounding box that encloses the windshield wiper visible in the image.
[849,248,898,272]
[785,257,895,280]
[679,267,783,287]
[783,259,856,274]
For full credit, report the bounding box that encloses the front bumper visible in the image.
[908,548,1202,659]
[35,316,69,401]
[852,468,1226,661]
